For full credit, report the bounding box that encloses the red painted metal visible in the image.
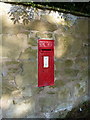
[38,39,54,87]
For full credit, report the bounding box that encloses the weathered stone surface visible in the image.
[2,34,28,59]
[1,3,88,119]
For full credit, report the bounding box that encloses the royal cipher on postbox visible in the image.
[38,39,54,87]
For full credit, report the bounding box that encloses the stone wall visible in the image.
[0,3,89,118]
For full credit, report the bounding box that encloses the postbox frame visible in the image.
[38,39,54,87]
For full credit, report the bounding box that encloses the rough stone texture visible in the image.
[0,3,89,118]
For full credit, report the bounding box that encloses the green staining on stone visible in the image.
[5,61,20,65]
[19,47,37,60]
[36,32,53,39]
[54,80,65,88]
[74,82,87,97]
[47,91,56,94]
[64,69,79,77]
[8,68,18,73]
[15,61,37,88]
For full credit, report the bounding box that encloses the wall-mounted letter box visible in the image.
[38,39,54,87]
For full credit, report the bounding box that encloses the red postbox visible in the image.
[38,39,54,87]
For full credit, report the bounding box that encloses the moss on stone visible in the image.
[65,59,73,67]
[5,61,20,65]
[28,37,37,46]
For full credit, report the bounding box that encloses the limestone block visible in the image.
[15,61,37,88]
[2,97,35,118]
[58,87,71,102]
[2,34,28,59]
[38,94,58,112]
[29,20,57,32]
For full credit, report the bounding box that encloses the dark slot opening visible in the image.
[41,49,52,51]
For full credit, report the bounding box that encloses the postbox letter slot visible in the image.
[44,56,49,68]
[41,49,52,51]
